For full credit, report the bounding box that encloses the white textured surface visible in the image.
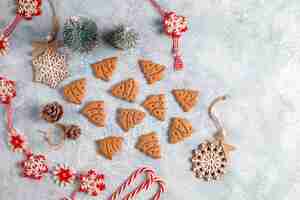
[0,0,300,199]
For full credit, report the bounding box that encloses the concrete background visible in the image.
[0,0,299,199]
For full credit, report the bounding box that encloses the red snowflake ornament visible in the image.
[0,77,16,104]
[8,129,27,153]
[0,34,9,56]
[53,164,76,187]
[163,12,188,37]
[79,169,106,196]
[20,154,48,180]
[16,0,42,20]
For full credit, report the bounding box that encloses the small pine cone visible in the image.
[41,102,64,123]
[63,125,81,140]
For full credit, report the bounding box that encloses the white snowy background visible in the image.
[0,0,300,199]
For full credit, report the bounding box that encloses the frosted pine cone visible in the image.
[108,25,139,50]
[63,16,98,52]
[191,140,227,181]
[41,102,64,123]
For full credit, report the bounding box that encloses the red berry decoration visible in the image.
[0,34,9,56]
[8,129,27,153]
[16,0,42,20]
[163,12,188,37]
[20,154,48,180]
[52,164,76,187]
[0,76,16,104]
[79,169,106,196]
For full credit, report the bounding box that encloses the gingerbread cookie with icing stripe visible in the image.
[91,57,118,81]
[139,59,165,85]
[110,79,139,102]
[63,78,86,104]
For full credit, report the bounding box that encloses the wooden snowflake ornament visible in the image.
[20,154,49,180]
[32,48,68,88]
[0,34,9,56]
[191,96,235,181]
[16,0,42,20]
[79,169,106,196]
[52,164,76,187]
[0,77,16,104]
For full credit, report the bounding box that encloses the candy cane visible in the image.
[108,166,166,200]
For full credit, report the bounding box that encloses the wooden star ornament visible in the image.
[32,46,68,88]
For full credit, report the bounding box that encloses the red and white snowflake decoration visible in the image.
[0,34,9,56]
[16,0,42,20]
[79,169,106,196]
[52,164,76,187]
[163,12,188,37]
[20,154,48,180]
[0,77,16,104]
[8,129,27,153]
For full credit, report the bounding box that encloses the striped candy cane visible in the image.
[109,166,166,200]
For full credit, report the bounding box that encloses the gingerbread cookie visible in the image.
[96,136,123,160]
[63,78,86,104]
[139,60,165,84]
[142,94,166,121]
[110,79,139,102]
[169,117,193,144]
[81,101,106,127]
[136,132,161,159]
[91,57,118,81]
[117,108,145,132]
[172,89,199,112]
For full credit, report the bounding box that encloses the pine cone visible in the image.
[62,124,81,140]
[41,102,64,123]
[108,25,139,50]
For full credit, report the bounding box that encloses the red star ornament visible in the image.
[52,164,76,187]
[163,12,188,37]
[8,129,27,153]
[16,0,42,20]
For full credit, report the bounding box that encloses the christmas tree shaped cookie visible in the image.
[136,132,161,159]
[91,57,118,81]
[96,136,123,160]
[117,108,145,132]
[172,89,199,112]
[169,117,193,144]
[81,101,106,127]
[63,78,86,104]
[139,60,165,84]
[142,94,166,121]
[110,79,139,102]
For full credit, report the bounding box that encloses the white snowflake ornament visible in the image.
[79,169,106,196]
[32,47,68,88]
[20,153,48,180]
